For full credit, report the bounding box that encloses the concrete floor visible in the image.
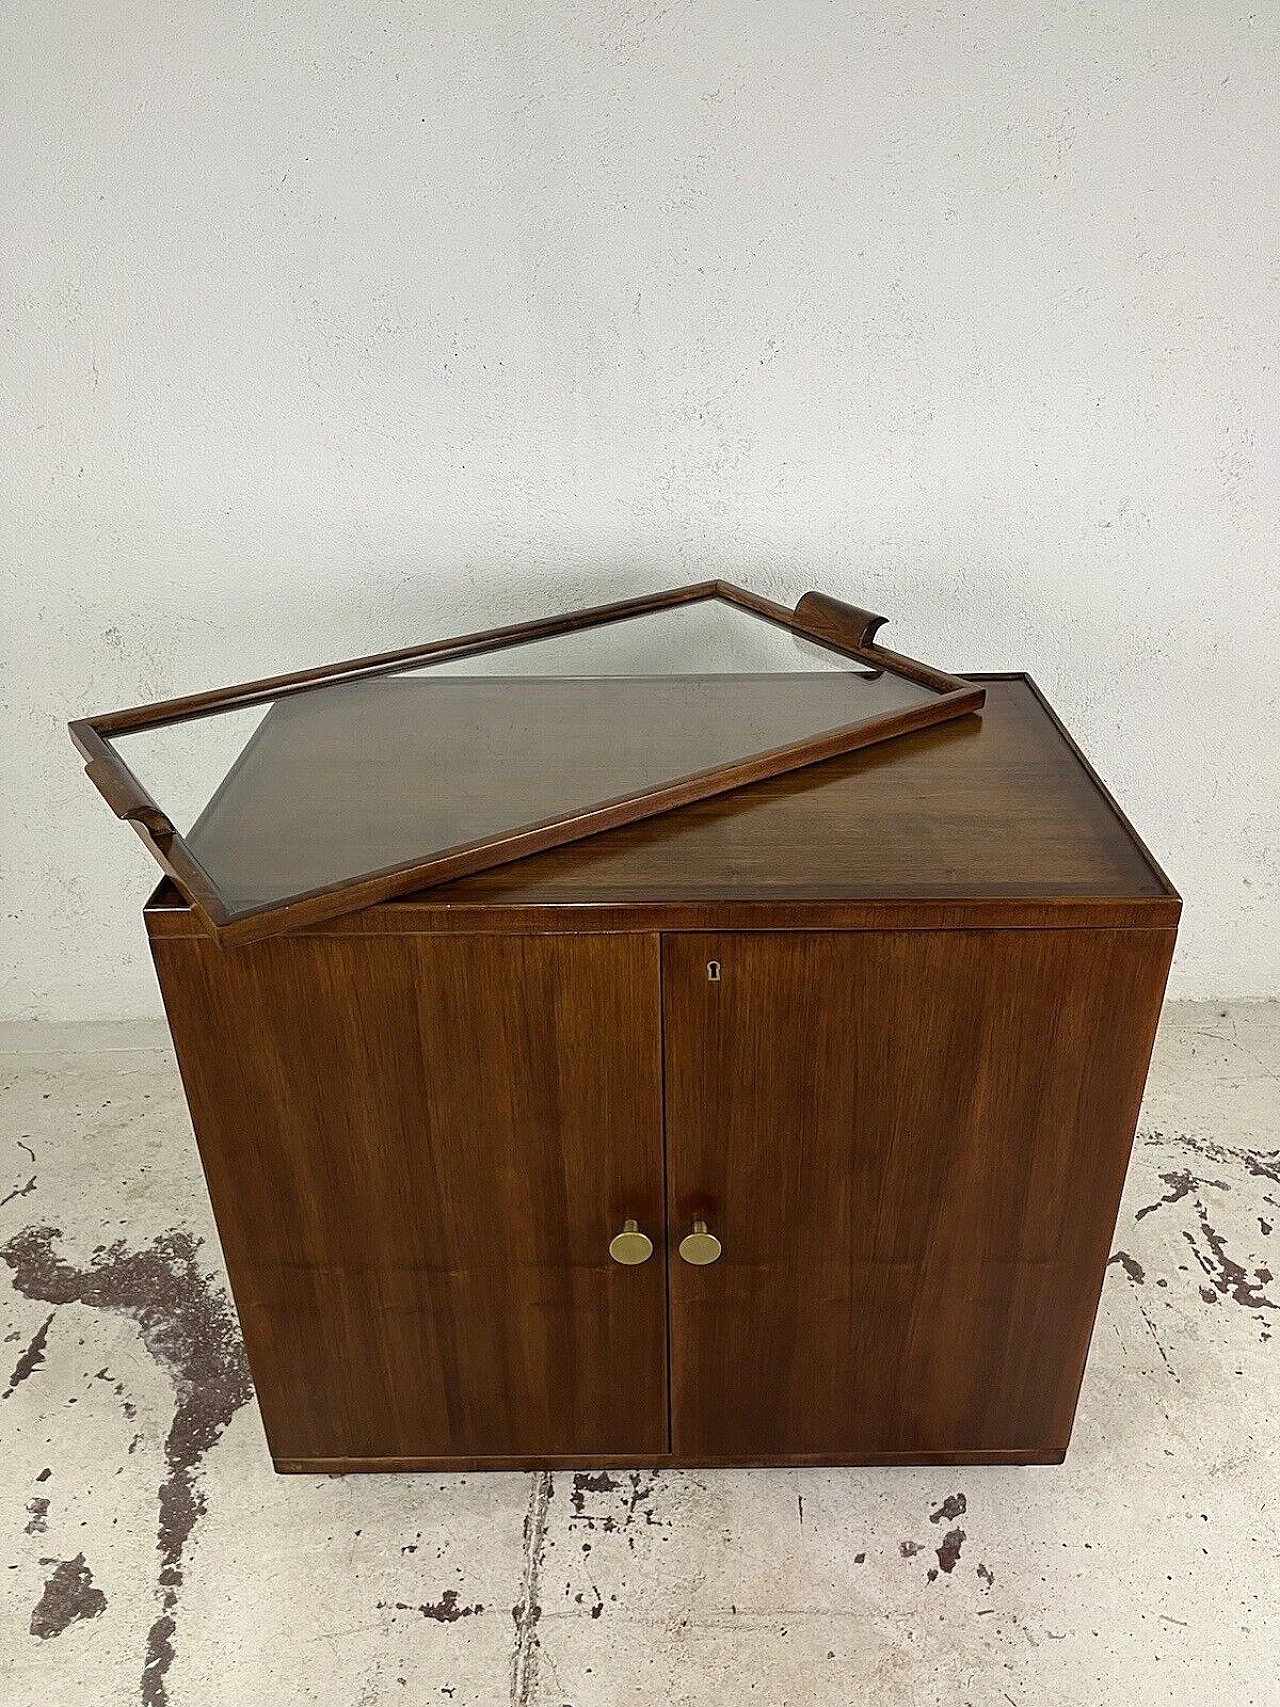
[0,1003,1276,1707]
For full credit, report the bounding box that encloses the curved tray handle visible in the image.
[793,591,889,655]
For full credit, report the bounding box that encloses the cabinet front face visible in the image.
[153,932,668,1465]
[662,929,1174,1461]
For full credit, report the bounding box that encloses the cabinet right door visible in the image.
[662,929,1174,1462]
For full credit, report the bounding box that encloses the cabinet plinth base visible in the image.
[274,1448,1069,1474]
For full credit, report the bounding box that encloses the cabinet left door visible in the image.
[152,930,668,1467]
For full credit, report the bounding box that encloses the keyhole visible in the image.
[707,960,721,982]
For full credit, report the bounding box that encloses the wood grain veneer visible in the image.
[663,927,1175,1460]
[151,932,668,1462]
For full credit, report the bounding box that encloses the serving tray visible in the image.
[70,581,983,943]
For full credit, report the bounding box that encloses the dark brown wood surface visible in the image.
[662,927,1175,1460]
[422,676,1171,909]
[151,930,669,1462]
[147,676,1177,939]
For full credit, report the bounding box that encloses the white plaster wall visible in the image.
[2,0,1277,1018]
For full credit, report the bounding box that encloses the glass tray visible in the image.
[70,582,984,943]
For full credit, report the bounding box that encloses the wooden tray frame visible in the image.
[70,581,985,945]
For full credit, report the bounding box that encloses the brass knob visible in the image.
[608,1219,654,1265]
[678,1220,722,1266]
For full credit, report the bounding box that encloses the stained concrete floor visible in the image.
[0,1002,1276,1707]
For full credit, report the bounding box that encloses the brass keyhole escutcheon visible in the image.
[608,1219,654,1265]
[678,1219,722,1265]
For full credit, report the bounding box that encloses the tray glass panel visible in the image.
[76,586,980,938]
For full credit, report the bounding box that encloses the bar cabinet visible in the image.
[139,672,1177,1470]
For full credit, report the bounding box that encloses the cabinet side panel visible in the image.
[664,928,1175,1460]
[151,932,667,1461]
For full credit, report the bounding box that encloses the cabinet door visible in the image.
[662,930,1173,1461]
[153,931,667,1465]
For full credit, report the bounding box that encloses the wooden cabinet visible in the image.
[147,677,1177,1470]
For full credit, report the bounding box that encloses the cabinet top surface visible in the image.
[146,676,1176,934]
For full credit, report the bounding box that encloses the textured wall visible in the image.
[3,1,1277,1017]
